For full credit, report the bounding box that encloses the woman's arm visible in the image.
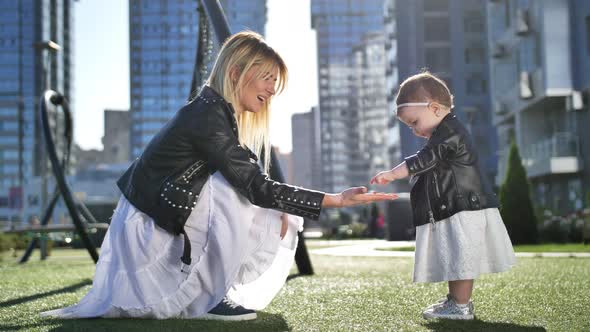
[192,103,324,219]
[192,103,396,218]
[322,187,398,208]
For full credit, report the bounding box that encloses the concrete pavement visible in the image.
[308,240,590,258]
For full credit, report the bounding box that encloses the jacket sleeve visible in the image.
[404,132,459,176]
[192,103,325,220]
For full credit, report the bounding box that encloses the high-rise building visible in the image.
[219,0,266,35]
[273,148,293,184]
[352,32,390,185]
[383,0,404,191]
[487,0,590,213]
[311,0,385,193]
[0,0,75,222]
[102,109,130,164]
[291,107,321,189]
[396,0,497,185]
[128,0,199,159]
[129,0,267,159]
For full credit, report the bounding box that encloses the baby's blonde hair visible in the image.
[206,31,287,173]
[396,71,453,115]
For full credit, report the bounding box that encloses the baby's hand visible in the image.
[370,170,396,185]
[371,162,409,185]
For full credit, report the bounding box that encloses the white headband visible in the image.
[396,102,430,108]
[394,102,454,115]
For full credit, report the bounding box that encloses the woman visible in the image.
[42,31,397,321]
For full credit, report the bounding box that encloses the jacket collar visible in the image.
[199,85,223,100]
[199,86,236,114]
[429,113,457,140]
[438,113,456,128]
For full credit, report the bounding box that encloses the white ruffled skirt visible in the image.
[41,172,303,319]
[413,208,516,283]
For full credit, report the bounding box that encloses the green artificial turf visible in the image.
[1,248,589,331]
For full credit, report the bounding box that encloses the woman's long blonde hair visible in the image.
[206,31,287,173]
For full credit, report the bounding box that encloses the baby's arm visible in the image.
[370,162,409,185]
[405,136,457,175]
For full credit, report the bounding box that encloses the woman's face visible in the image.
[236,65,278,114]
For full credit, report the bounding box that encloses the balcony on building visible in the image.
[521,132,583,178]
[497,132,583,184]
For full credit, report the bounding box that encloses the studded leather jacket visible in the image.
[117,86,325,265]
[404,113,499,228]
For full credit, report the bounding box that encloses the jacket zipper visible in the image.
[432,171,441,200]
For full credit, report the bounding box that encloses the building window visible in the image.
[424,0,449,12]
[464,11,484,33]
[466,75,487,95]
[424,17,450,42]
[425,47,451,72]
[465,47,485,64]
[504,0,511,28]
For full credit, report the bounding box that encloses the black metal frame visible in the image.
[20,91,99,263]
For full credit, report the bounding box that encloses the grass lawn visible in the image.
[1,249,589,331]
[377,243,590,253]
[305,239,387,249]
[511,243,590,253]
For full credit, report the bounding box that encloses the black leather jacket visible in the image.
[404,113,499,227]
[117,86,325,265]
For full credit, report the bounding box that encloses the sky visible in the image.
[73,0,317,153]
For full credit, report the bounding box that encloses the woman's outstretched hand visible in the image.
[322,187,398,208]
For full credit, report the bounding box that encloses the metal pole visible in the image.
[39,91,99,263]
[34,40,61,259]
[270,150,314,275]
[200,0,231,45]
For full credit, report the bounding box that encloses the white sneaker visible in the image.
[423,295,474,320]
[425,294,450,310]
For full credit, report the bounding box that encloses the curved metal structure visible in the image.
[20,91,99,263]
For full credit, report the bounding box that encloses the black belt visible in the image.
[180,228,192,273]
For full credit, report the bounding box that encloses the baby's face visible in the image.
[398,103,442,139]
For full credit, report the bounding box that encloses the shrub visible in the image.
[499,140,538,244]
[0,233,28,252]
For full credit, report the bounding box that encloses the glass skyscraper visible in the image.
[219,0,266,35]
[311,0,385,193]
[396,0,497,185]
[129,0,266,159]
[352,31,390,186]
[0,0,75,222]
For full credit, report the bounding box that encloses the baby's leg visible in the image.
[448,279,474,304]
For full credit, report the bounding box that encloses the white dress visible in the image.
[41,172,303,319]
[413,208,516,283]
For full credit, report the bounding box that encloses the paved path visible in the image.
[309,240,590,258]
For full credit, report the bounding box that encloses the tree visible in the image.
[499,140,538,244]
